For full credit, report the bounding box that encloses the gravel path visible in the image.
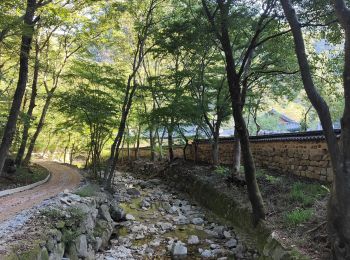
[0,161,81,223]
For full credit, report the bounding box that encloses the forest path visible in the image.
[0,161,81,222]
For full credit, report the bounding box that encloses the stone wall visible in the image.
[185,137,334,182]
[119,146,184,160]
[119,132,336,182]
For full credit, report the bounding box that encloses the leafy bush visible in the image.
[285,209,313,226]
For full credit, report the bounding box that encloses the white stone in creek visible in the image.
[225,238,238,248]
[150,238,162,247]
[210,243,220,249]
[188,235,200,245]
[126,214,135,221]
[191,217,204,225]
[223,230,232,239]
[173,215,189,225]
[171,241,187,256]
[201,249,213,258]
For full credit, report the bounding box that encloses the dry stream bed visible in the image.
[97,172,258,259]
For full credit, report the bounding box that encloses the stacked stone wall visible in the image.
[121,138,334,182]
[185,139,333,182]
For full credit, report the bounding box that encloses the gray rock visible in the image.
[140,199,151,208]
[225,238,238,248]
[173,215,189,225]
[168,206,179,214]
[223,230,231,239]
[75,234,88,258]
[191,217,204,225]
[99,204,113,223]
[48,242,65,260]
[156,222,173,231]
[210,243,220,249]
[171,241,187,256]
[126,188,141,197]
[95,237,103,251]
[110,203,126,222]
[188,235,199,245]
[126,214,135,221]
[201,249,213,258]
[150,238,162,247]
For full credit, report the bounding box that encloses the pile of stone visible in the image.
[35,188,126,260]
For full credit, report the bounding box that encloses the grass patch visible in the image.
[15,164,49,183]
[285,209,313,226]
[0,164,49,191]
[74,184,99,197]
[214,166,230,176]
[289,182,328,207]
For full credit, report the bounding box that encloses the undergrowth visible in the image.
[285,208,314,226]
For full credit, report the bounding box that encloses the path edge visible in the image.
[0,171,51,198]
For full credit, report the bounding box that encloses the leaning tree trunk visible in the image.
[232,129,241,176]
[23,93,52,165]
[212,132,219,166]
[212,0,266,223]
[281,0,350,258]
[135,125,141,160]
[167,128,174,161]
[15,37,39,166]
[0,0,36,174]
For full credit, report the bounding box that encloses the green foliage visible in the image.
[289,182,329,207]
[61,229,80,246]
[214,166,230,176]
[284,209,313,226]
[75,184,99,197]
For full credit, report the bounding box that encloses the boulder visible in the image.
[188,235,199,245]
[191,217,204,225]
[110,201,126,222]
[75,234,88,258]
[171,241,187,257]
[125,214,135,221]
[99,204,113,223]
[201,249,213,258]
[225,238,237,248]
[126,188,141,197]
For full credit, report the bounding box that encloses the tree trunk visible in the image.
[15,37,40,167]
[135,125,141,160]
[203,0,265,223]
[167,128,174,161]
[281,0,350,257]
[69,143,74,165]
[126,125,130,161]
[23,93,53,165]
[149,127,155,161]
[0,0,36,174]
[63,133,71,164]
[212,132,219,166]
[232,129,241,175]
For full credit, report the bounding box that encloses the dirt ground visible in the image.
[0,161,81,223]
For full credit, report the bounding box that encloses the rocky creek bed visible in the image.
[97,171,258,259]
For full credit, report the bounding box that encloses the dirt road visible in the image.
[0,161,81,222]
